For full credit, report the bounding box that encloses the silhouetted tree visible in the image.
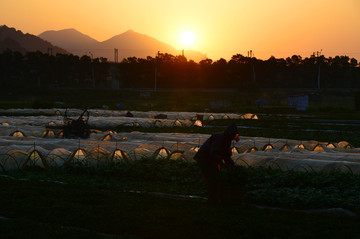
[0,49,359,90]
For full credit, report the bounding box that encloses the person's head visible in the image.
[224,122,239,141]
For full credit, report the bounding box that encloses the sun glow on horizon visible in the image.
[1,0,359,60]
[179,30,195,48]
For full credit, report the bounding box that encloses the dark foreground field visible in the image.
[1,160,360,239]
[1,89,360,238]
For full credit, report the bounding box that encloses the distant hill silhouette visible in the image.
[38,28,98,51]
[38,29,205,62]
[0,25,68,55]
[0,37,27,54]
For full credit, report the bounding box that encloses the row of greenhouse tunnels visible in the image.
[0,109,359,174]
[0,136,359,174]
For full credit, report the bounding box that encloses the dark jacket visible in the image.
[194,122,238,166]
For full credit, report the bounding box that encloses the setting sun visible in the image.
[180,31,195,48]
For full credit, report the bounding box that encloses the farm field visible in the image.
[0,107,360,238]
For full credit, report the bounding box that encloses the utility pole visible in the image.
[252,64,256,83]
[317,64,321,89]
[316,49,322,90]
[114,48,118,63]
[154,51,159,92]
[248,50,256,83]
[89,52,95,89]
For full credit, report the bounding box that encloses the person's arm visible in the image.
[223,152,235,166]
[220,145,234,166]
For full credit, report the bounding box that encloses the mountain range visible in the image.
[0,25,205,61]
[38,28,205,62]
[0,25,68,55]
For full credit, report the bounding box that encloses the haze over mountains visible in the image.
[38,28,205,62]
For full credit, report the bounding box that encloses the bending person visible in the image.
[194,122,239,204]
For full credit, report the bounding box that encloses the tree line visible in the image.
[0,49,359,90]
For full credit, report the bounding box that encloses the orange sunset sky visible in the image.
[1,0,360,61]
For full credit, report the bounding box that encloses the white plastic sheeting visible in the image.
[233,151,360,174]
[0,131,204,170]
[0,115,200,129]
[0,108,257,120]
[0,109,259,129]
[0,108,359,173]
[0,130,358,173]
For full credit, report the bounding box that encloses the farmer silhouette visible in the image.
[194,122,239,204]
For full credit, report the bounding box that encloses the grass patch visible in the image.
[0,88,359,113]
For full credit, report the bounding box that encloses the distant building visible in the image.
[209,100,230,110]
[288,94,309,111]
